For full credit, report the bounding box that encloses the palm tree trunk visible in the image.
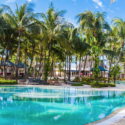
[75,55,77,77]
[24,48,27,81]
[108,56,113,84]
[44,51,46,64]
[59,62,61,77]
[35,56,39,79]
[48,41,52,62]
[67,55,68,79]
[1,48,5,61]
[84,54,87,76]
[90,61,92,78]
[124,63,125,78]
[11,33,21,80]
[0,48,5,70]
[5,49,10,80]
[115,47,123,69]
[4,49,8,80]
[114,46,123,84]
[53,61,55,77]
[79,53,81,78]
[64,51,66,81]
[28,46,35,77]
[51,55,53,77]
[68,53,71,81]
[3,58,6,79]
[39,47,43,78]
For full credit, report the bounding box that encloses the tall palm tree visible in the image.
[112,18,125,83]
[103,26,118,83]
[39,3,68,63]
[111,0,115,4]
[76,11,110,39]
[2,2,35,79]
[73,37,90,78]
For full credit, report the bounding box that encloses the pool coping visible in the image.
[2,84,125,91]
[85,107,125,125]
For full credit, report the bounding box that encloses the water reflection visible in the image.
[0,86,125,125]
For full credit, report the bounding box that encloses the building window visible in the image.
[7,69,9,73]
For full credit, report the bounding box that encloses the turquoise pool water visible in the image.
[0,86,125,125]
[116,81,125,85]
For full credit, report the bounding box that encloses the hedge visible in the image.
[72,83,83,86]
[91,82,116,88]
[81,81,90,85]
[0,80,18,84]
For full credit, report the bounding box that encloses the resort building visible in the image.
[76,56,108,77]
[59,56,109,78]
[0,60,28,77]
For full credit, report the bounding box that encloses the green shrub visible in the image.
[81,81,90,85]
[119,78,122,81]
[72,83,83,86]
[82,77,91,82]
[99,82,109,87]
[90,78,95,82]
[43,62,51,81]
[91,82,101,88]
[109,83,116,87]
[0,78,5,80]
[73,77,80,82]
[91,82,108,88]
[91,82,116,88]
[33,79,36,82]
[0,80,17,84]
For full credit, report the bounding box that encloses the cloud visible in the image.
[108,8,114,13]
[95,6,98,8]
[92,0,103,7]
[67,18,78,27]
[27,0,37,2]
[6,0,15,3]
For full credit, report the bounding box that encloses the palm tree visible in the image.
[77,11,110,81]
[112,18,125,83]
[39,3,68,63]
[77,11,110,39]
[73,37,90,78]
[103,26,118,83]
[2,2,35,79]
[111,0,115,4]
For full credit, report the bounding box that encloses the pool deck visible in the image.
[2,83,125,125]
[15,83,125,91]
[85,107,125,125]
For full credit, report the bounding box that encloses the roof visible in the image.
[17,62,29,68]
[65,70,79,72]
[1,60,28,68]
[90,66,108,71]
[1,60,14,66]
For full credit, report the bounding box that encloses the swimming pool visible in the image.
[0,86,125,125]
[116,81,125,85]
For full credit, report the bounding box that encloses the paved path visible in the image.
[61,83,125,90]
[110,119,125,125]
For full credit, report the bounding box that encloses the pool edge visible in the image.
[85,107,125,125]
[1,84,125,91]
